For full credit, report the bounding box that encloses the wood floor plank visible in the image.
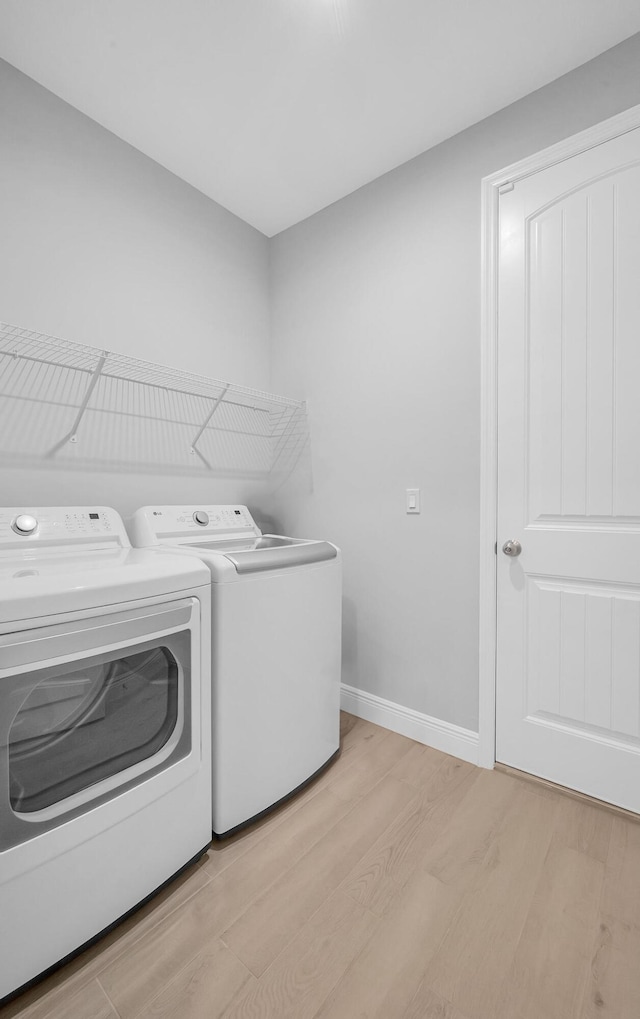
[205,783,326,878]
[343,757,476,916]
[402,982,471,1019]
[600,817,640,925]
[220,891,378,1019]
[495,841,605,1019]
[131,939,253,1019]
[339,711,360,744]
[422,768,519,887]
[98,786,351,1017]
[578,817,640,1017]
[205,750,350,879]
[388,742,446,788]
[315,869,460,1019]
[553,796,613,863]
[97,886,236,1018]
[203,785,353,894]
[56,981,117,1019]
[221,775,415,976]
[304,723,391,802]
[338,714,389,756]
[425,787,559,1019]
[327,729,416,801]
[9,979,117,1019]
[581,915,640,1018]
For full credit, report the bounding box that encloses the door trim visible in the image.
[478,101,640,770]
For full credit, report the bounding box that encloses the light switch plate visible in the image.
[406,488,420,513]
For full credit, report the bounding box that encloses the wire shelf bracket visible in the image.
[44,351,108,458]
[189,384,230,470]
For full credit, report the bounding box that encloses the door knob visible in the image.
[502,539,522,557]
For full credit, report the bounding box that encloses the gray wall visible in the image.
[0,59,273,518]
[268,33,640,732]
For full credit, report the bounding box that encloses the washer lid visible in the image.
[0,547,209,626]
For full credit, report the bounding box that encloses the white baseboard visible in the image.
[340,683,480,766]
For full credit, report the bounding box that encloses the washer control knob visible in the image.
[12,513,38,535]
[193,510,209,526]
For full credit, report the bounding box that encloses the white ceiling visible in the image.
[1,1,640,236]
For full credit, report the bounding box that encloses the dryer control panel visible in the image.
[130,505,260,546]
[0,507,129,551]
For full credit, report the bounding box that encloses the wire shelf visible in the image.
[0,322,308,479]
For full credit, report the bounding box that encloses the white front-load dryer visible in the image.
[0,507,212,1003]
[129,505,342,837]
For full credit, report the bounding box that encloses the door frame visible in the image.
[478,102,640,769]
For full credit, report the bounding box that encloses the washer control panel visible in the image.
[0,507,128,549]
[131,505,260,545]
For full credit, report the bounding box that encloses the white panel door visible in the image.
[496,126,640,811]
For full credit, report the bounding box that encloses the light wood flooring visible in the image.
[3,712,640,1019]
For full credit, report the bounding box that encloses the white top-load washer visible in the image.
[0,507,211,1003]
[129,505,341,837]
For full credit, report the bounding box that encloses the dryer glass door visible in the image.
[0,598,197,851]
[9,643,180,814]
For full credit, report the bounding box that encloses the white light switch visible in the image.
[406,488,420,514]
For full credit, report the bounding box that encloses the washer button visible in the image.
[193,510,209,526]
[12,514,38,535]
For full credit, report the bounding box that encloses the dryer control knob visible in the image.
[193,510,209,526]
[12,513,38,535]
